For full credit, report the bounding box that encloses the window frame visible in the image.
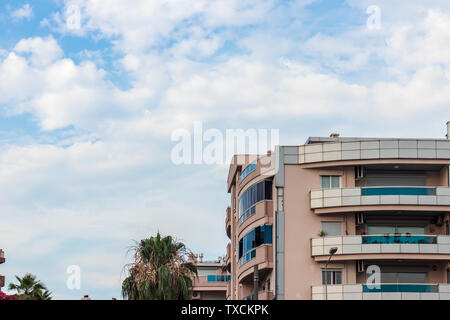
[238,224,273,265]
[238,179,273,224]
[321,269,342,285]
[320,175,341,189]
[321,221,343,236]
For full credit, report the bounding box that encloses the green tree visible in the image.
[122,232,197,300]
[8,273,52,300]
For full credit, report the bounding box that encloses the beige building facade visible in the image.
[191,254,229,300]
[226,122,450,300]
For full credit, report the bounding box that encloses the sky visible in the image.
[1,0,450,300]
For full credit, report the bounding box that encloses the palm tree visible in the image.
[122,232,197,300]
[8,273,52,300]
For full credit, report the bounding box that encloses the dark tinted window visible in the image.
[239,180,272,224]
[238,225,273,264]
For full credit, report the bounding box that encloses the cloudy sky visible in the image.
[1,0,450,300]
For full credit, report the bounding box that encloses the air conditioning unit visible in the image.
[357,260,365,273]
[356,212,364,225]
[355,166,365,180]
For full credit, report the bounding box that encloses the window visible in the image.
[240,161,256,182]
[367,223,426,235]
[238,225,273,265]
[198,268,220,277]
[321,222,342,236]
[322,269,342,285]
[238,180,272,224]
[368,266,428,284]
[321,176,340,189]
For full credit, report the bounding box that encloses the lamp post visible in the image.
[324,247,338,300]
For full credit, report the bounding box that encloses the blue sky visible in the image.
[1,0,450,300]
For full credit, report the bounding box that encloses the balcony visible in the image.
[311,235,450,259]
[207,275,230,282]
[310,186,450,213]
[0,250,4,264]
[238,245,273,283]
[192,275,229,291]
[312,284,450,300]
[297,139,450,166]
[238,200,273,238]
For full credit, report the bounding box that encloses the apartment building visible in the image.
[225,122,450,300]
[0,249,5,289]
[190,254,229,300]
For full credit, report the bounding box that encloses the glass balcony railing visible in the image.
[361,187,436,196]
[240,161,256,182]
[362,234,437,244]
[363,283,439,293]
[239,249,256,265]
[207,275,231,282]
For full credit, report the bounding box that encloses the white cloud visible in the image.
[46,0,277,53]
[11,4,33,20]
[1,37,153,131]
[14,36,63,67]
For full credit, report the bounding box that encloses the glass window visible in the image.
[368,224,426,235]
[322,269,342,285]
[238,225,273,265]
[321,176,340,189]
[321,222,342,236]
[321,176,330,189]
[397,272,427,284]
[367,226,396,235]
[239,180,273,224]
[240,161,256,182]
[379,271,427,284]
[371,266,428,284]
[397,227,425,235]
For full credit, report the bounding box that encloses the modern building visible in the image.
[225,122,450,300]
[0,249,5,289]
[190,254,230,300]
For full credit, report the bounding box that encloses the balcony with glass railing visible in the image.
[311,235,450,257]
[312,283,450,300]
[311,186,450,211]
[238,245,273,283]
[363,283,438,293]
[207,275,231,282]
[362,234,437,244]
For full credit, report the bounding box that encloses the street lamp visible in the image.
[324,247,338,300]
